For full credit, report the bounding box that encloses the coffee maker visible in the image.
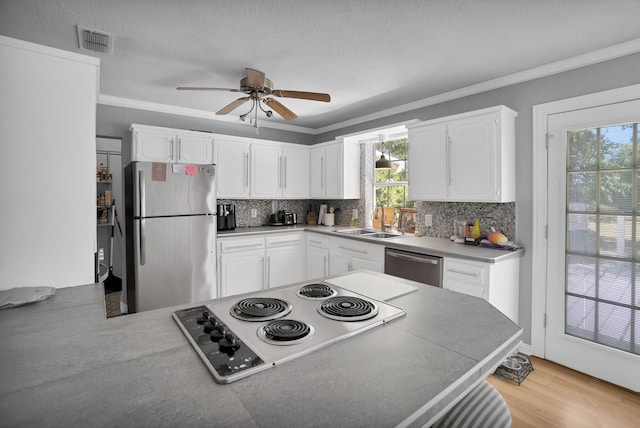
[217,204,236,231]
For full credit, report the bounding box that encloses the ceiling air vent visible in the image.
[77,26,114,55]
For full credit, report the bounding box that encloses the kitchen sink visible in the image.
[362,232,401,239]
[334,229,403,239]
[334,228,380,235]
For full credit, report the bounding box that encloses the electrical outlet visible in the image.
[352,209,358,219]
[425,214,432,227]
[251,209,257,218]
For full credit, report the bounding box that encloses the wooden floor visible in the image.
[487,356,640,428]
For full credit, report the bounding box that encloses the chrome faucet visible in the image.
[379,205,386,232]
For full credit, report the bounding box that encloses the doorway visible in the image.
[532,87,640,391]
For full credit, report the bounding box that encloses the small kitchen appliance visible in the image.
[217,204,236,231]
[173,281,406,384]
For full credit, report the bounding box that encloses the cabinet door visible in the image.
[329,251,351,275]
[267,245,304,288]
[219,250,264,297]
[133,129,175,162]
[324,143,342,198]
[250,144,281,198]
[214,139,250,198]
[309,146,325,197]
[408,123,447,200]
[447,113,498,201]
[282,145,309,198]
[306,245,329,280]
[177,134,212,164]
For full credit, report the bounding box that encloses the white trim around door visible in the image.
[531,83,640,358]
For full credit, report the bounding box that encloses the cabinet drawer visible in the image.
[444,259,488,285]
[306,233,330,248]
[219,237,265,253]
[266,233,304,248]
[330,237,384,261]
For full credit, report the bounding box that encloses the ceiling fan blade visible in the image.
[263,98,297,120]
[273,90,331,102]
[245,68,265,88]
[177,87,241,92]
[216,97,250,115]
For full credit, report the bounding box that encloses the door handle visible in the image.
[139,219,146,266]
[138,170,146,218]
[387,251,439,265]
[338,245,368,255]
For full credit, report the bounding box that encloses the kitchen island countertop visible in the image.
[0,271,521,427]
[219,224,523,263]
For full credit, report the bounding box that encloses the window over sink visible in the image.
[374,136,414,230]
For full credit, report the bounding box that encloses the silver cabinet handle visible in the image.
[387,251,438,265]
[308,239,324,245]
[270,238,302,246]
[169,138,174,161]
[244,152,249,188]
[338,245,367,255]
[278,156,282,189]
[446,132,453,186]
[283,156,287,189]
[139,219,146,266]
[321,156,325,187]
[266,255,270,288]
[260,256,266,289]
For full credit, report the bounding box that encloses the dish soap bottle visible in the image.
[471,218,481,238]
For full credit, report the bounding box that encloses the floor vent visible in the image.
[77,26,114,55]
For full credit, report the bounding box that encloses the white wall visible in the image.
[0,36,99,289]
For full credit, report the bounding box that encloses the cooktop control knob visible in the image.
[202,318,218,333]
[196,311,209,324]
[219,333,241,354]
[210,326,226,342]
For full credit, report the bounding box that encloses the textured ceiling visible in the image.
[2,0,640,131]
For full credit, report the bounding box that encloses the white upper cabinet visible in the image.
[214,135,309,200]
[131,124,213,164]
[214,138,251,199]
[408,105,517,202]
[250,142,310,199]
[310,140,360,199]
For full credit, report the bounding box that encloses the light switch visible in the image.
[425,214,432,227]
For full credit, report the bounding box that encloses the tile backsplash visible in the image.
[221,143,516,242]
[415,201,516,241]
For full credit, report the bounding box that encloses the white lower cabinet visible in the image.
[443,257,519,322]
[305,234,330,280]
[266,233,305,288]
[218,237,265,297]
[329,237,384,275]
[218,233,304,298]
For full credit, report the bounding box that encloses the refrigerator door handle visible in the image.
[139,170,146,218]
[140,219,146,265]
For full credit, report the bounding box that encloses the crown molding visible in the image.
[98,37,640,136]
[97,94,315,134]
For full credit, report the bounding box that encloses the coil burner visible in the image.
[318,296,378,321]
[258,319,315,345]
[230,297,292,322]
[297,283,337,300]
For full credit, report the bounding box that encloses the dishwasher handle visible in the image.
[386,250,439,265]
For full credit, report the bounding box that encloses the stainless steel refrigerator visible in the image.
[125,162,216,312]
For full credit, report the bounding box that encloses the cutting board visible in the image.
[325,272,417,302]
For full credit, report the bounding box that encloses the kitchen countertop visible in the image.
[219,224,523,263]
[0,272,522,427]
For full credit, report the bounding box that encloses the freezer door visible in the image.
[132,215,216,312]
[132,161,215,217]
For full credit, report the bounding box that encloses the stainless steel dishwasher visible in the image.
[384,248,443,287]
